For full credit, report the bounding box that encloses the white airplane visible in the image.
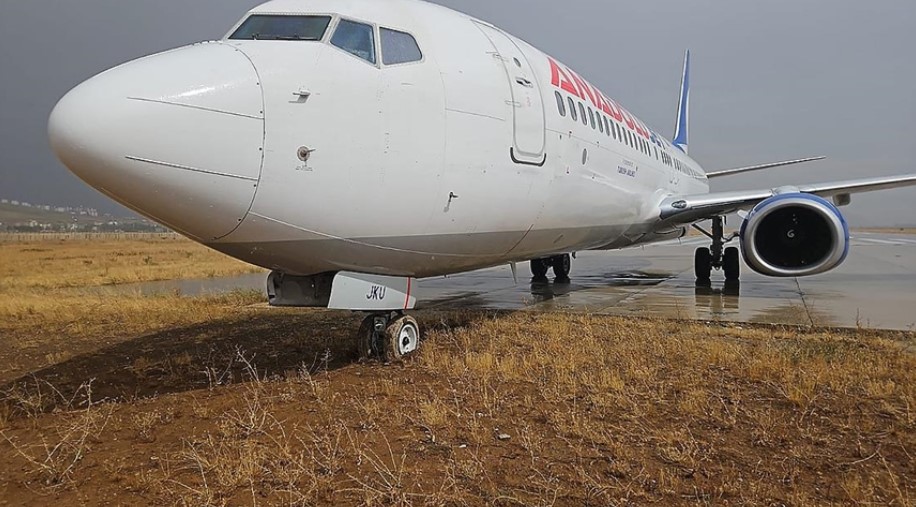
[49,0,916,359]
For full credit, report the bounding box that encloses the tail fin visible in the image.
[672,50,690,154]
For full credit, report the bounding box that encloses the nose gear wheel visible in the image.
[358,312,421,362]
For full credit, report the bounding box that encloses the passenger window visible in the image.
[598,114,604,133]
[603,117,610,136]
[331,19,376,64]
[555,92,566,117]
[568,97,578,121]
[588,107,596,129]
[380,28,422,65]
[230,15,332,41]
[578,103,587,125]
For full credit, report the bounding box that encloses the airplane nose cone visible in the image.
[49,42,264,240]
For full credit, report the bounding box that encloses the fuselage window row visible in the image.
[553,91,700,176]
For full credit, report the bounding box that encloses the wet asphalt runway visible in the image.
[417,232,916,331]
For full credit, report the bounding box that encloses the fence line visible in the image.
[0,232,183,243]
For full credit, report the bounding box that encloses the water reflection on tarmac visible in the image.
[420,232,916,331]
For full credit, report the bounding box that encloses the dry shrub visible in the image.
[1,381,113,488]
[165,358,348,506]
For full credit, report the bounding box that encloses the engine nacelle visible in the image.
[740,193,849,277]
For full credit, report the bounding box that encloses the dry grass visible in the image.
[0,236,263,291]
[0,237,913,505]
[0,236,266,383]
[3,311,911,505]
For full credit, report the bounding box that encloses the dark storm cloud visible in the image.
[1,0,913,224]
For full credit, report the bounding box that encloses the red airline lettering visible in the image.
[548,57,581,98]
[604,96,624,122]
[568,70,597,109]
[547,56,652,140]
[620,109,636,131]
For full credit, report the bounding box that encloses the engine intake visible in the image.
[740,193,849,277]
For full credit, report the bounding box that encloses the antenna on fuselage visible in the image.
[672,50,690,155]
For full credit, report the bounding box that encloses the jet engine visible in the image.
[740,193,849,277]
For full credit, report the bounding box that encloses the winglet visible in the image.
[672,50,690,154]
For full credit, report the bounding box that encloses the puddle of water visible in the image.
[88,273,267,297]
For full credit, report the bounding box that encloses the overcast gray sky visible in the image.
[1,0,914,225]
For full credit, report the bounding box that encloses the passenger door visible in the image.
[473,22,546,165]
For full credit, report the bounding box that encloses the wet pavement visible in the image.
[112,232,916,331]
[417,232,916,331]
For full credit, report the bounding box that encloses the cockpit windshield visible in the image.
[229,15,332,41]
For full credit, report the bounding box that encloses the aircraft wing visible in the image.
[658,173,916,225]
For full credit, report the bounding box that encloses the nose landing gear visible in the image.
[358,311,421,362]
[694,216,741,283]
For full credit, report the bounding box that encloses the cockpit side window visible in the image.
[331,19,376,64]
[229,15,332,41]
[380,28,422,65]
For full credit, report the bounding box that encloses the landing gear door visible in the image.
[474,22,546,165]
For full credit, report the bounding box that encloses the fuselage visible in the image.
[49,0,709,278]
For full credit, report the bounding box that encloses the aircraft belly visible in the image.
[209,223,638,278]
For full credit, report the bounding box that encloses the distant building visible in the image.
[22,202,31,207]
[10,201,19,206]
[0,199,8,204]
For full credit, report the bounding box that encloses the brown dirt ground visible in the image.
[1,308,913,506]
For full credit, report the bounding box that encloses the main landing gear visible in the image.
[530,254,571,281]
[693,216,741,284]
[358,311,420,362]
